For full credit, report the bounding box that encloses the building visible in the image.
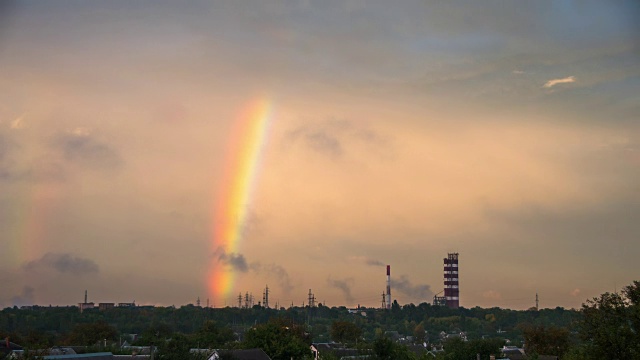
[444,253,459,309]
[78,302,95,313]
[99,303,115,311]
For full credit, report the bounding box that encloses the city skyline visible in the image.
[1,1,639,310]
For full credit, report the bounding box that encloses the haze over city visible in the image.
[0,1,638,310]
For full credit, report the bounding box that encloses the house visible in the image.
[190,348,271,360]
[499,346,559,360]
[1,340,23,358]
[310,343,371,360]
[6,349,114,360]
[43,352,114,360]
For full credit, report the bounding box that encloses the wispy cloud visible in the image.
[23,253,100,274]
[570,288,581,297]
[250,262,294,294]
[543,76,576,88]
[11,286,35,306]
[217,251,249,273]
[215,248,294,294]
[392,275,433,300]
[10,114,25,129]
[483,290,502,300]
[327,277,354,303]
[349,256,385,267]
[52,131,122,169]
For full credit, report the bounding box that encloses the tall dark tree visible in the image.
[522,324,570,357]
[580,281,640,359]
[195,321,236,348]
[372,337,414,360]
[330,321,362,344]
[243,318,311,360]
[64,321,117,346]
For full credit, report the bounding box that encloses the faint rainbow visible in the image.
[209,98,274,304]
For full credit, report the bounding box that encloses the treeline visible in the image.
[0,302,578,345]
[1,280,638,359]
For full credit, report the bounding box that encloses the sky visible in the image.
[0,0,639,310]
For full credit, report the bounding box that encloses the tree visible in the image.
[522,324,570,357]
[413,323,426,344]
[442,337,503,360]
[157,333,193,360]
[372,337,414,360]
[330,321,362,344]
[64,321,117,346]
[580,281,640,359]
[243,318,311,360]
[195,321,235,348]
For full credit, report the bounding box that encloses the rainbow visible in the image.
[209,98,274,305]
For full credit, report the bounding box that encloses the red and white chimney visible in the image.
[386,265,391,310]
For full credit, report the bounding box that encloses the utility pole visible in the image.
[196,297,200,307]
[535,292,539,311]
[238,293,242,308]
[307,289,316,308]
[381,292,386,309]
[263,285,270,308]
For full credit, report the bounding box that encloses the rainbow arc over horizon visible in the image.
[209,98,274,304]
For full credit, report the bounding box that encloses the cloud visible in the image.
[327,277,354,303]
[285,119,387,159]
[23,253,99,275]
[570,288,581,297]
[250,262,294,294]
[543,76,576,88]
[217,251,249,273]
[10,115,24,129]
[365,258,385,267]
[483,290,503,300]
[215,249,293,293]
[512,70,525,75]
[348,256,385,267]
[52,132,122,169]
[392,275,433,300]
[287,126,343,158]
[11,286,35,306]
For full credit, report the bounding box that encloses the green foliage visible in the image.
[521,324,570,357]
[157,333,192,360]
[579,281,640,359]
[64,321,117,346]
[372,337,414,360]
[442,337,504,360]
[243,317,311,360]
[194,321,236,348]
[330,320,362,344]
[413,323,426,344]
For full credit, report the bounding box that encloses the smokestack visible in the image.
[386,265,391,310]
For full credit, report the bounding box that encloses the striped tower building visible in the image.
[444,253,459,309]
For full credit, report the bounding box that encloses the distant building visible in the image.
[78,302,95,313]
[311,343,370,360]
[118,302,136,308]
[433,295,446,307]
[190,348,272,360]
[99,303,115,311]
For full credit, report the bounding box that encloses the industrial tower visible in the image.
[444,253,459,309]
[386,265,391,310]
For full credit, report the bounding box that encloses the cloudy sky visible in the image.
[1,1,638,310]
